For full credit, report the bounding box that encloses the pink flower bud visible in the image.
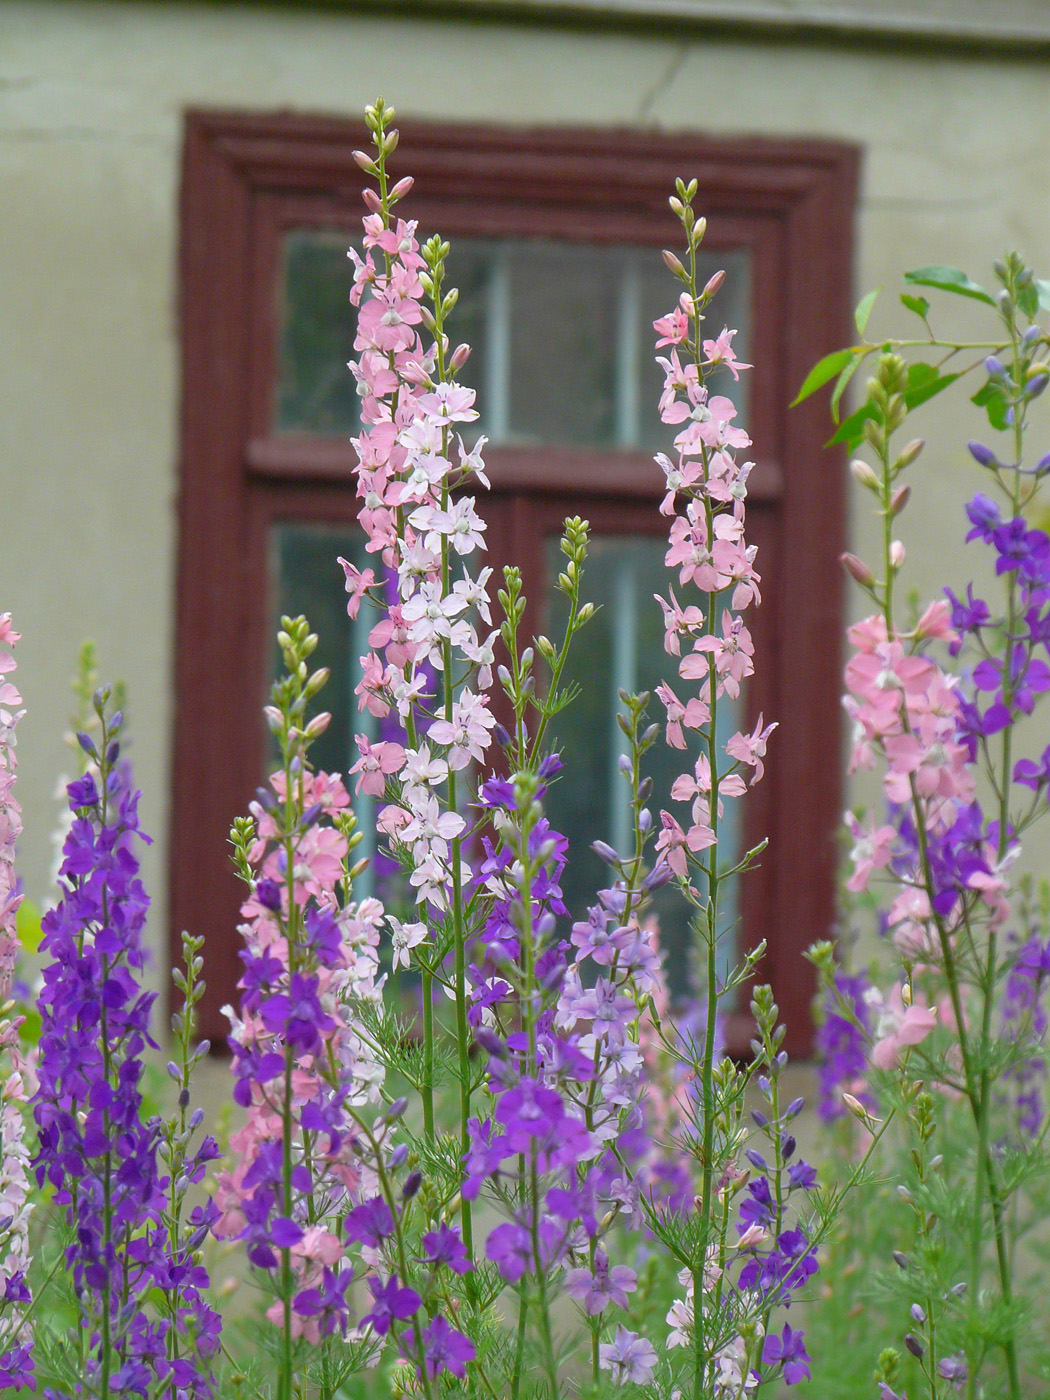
[389,175,415,199]
[840,552,875,587]
[850,458,880,489]
[889,540,906,569]
[702,269,726,299]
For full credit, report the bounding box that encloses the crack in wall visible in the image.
[636,40,690,123]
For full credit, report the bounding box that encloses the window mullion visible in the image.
[614,252,642,449]
[485,245,512,442]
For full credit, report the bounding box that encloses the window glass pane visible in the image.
[274,233,750,450]
[275,234,362,434]
[543,534,742,1000]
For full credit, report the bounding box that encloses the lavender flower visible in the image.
[598,1325,657,1385]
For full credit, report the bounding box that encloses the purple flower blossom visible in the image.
[937,1353,968,1389]
[292,1267,354,1338]
[421,1223,472,1275]
[965,493,1002,543]
[344,1196,395,1249]
[361,1274,422,1335]
[564,1249,637,1314]
[417,1314,476,1379]
[763,1323,811,1384]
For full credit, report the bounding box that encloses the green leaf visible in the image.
[972,380,1010,432]
[830,351,865,424]
[791,347,859,407]
[826,401,874,450]
[899,292,930,321]
[854,289,879,336]
[905,369,960,410]
[903,265,995,306]
[906,361,938,391]
[1018,280,1039,321]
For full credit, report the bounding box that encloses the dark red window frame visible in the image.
[175,110,858,1054]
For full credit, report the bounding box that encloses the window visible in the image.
[175,111,857,1053]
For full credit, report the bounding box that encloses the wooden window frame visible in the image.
[175,109,858,1054]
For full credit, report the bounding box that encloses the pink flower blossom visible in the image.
[702,327,751,380]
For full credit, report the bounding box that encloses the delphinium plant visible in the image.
[31,693,220,1397]
[213,616,388,1400]
[209,97,870,1400]
[798,256,1050,1398]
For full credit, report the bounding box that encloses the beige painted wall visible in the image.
[0,0,1046,985]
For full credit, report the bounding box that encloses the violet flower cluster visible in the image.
[33,701,219,1397]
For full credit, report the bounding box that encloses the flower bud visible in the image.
[904,1334,924,1359]
[890,484,911,515]
[643,860,673,890]
[842,1092,868,1120]
[895,438,924,468]
[702,268,725,299]
[967,440,997,468]
[889,540,906,569]
[850,457,880,489]
[304,711,332,739]
[662,250,687,279]
[840,553,875,587]
[389,175,415,200]
[402,1171,423,1199]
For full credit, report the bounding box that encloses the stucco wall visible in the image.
[1,0,1046,976]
